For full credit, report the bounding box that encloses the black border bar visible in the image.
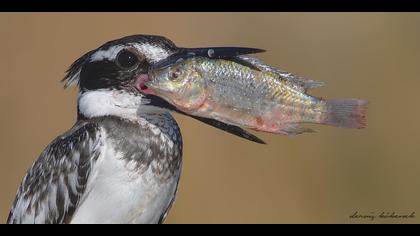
[0,0,418,12]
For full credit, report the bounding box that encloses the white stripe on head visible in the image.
[89,43,171,63]
[132,43,171,63]
[90,45,126,62]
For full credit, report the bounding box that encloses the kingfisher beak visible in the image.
[190,115,266,144]
[151,47,266,70]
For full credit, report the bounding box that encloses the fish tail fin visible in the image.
[323,99,368,129]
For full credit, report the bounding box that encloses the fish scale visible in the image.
[147,56,367,135]
[206,61,276,112]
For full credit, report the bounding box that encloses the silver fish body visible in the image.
[147,56,367,135]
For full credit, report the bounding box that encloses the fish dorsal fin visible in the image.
[225,57,262,71]
[237,55,324,92]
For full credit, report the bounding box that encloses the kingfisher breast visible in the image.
[70,114,183,224]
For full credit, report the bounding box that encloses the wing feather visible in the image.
[7,122,102,224]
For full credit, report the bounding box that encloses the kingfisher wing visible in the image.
[236,55,325,91]
[7,122,102,224]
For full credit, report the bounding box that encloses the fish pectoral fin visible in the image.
[279,123,316,136]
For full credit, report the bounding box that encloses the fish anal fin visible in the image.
[278,123,316,136]
[251,121,315,136]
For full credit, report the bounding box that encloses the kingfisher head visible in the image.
[62,34,265,143]
[62,35,180,120]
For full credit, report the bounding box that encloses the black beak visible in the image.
[151,47,266,70]
[147,95,266,144]
[189,115,266,144]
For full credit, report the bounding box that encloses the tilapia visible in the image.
[145,56,368,135]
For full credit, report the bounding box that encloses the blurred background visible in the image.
[0,13,419,224]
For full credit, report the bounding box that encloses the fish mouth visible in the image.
[134,74,155,95]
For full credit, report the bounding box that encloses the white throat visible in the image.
[78,90,145,120]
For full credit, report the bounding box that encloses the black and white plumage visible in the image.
[7,35,263,224]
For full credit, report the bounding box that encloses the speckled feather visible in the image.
[7,113,183,224]
[7,122,101,224]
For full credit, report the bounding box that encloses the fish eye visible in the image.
[116,49,139,69]
[170,68,182,80]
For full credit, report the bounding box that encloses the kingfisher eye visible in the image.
[116,49,139,69]
[170,69,181,80]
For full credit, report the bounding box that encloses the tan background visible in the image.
[0,13,419,224]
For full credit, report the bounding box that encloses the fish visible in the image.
[145,56,368,135]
